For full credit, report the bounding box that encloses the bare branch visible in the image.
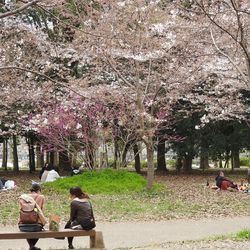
[144,59,152,98]
[0,0,41,19]
[194,0,238,43]
[104,55,136,89]
[210,29,249,88]
[0,66,85,97]
[36,4,109,39]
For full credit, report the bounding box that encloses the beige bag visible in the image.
[19,194,46,226]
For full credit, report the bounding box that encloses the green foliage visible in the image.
[240,157,250,166]
[94,192,176,221]
[44,169,162,195]
[235,230,250,240]
[140,160,157,168]
[167,159,176,168]
[0,202,19,225]
[136,159,176,169]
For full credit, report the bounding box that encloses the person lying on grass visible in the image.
[215,171,238,191]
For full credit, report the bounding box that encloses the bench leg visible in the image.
[90,231,105,249]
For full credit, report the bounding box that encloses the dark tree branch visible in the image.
[36,4,108,39]
[0,0,40,19]
[0,66,85,97]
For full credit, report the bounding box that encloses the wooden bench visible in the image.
[0,229,105,249]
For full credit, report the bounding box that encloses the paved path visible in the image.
[1,217,250,250]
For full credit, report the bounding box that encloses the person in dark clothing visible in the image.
[0,178,7,186]
[70,165,84,176]
[39,163,49,180]
[65,187,95,249]
[215,171,237,190]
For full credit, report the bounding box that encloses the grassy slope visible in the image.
[0,169,249,225]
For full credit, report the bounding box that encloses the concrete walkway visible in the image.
[1,217,250,250]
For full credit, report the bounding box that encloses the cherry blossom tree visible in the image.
[1,0,249,189]
[176,0,250,89]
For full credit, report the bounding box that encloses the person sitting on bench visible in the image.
[65,187,96,249]
[18,184,46,250]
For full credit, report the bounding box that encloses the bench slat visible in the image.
[0,229,96,240]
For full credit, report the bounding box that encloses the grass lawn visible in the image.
[0,169,249,225]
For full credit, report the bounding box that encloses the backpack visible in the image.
[19,195,39,224]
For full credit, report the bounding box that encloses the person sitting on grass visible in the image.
[71,165,83,176]
[0,178,16,190]
[41,164,60,183]
[45,166,60,182]
[215,171,238,191]
[0,178,3,190]
[40,163,50,183]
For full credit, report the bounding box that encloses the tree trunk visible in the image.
[27,137,35,173]
[231,147,240,170]
[71,151,77,167]
[2,139,8,170]
[146,137,154,190]
[200,154,209,170]
[245,56,250,89]
[36,143,43,170]
[219,157,223,168]
[53,151,59,167]
[68,143,77,168]
[99,152,105,168]
[113,138,119,169]
[45,151,49,163]
[176,154,183,173]
[49,151,54,167]
[200,142,209,170]
[59,151,71,171]
[224,151,230,168]
[133,143,141,173]
[85,143,95,169]
[100,143,108,168]
[183,154,192,173]
[121,142,130,168]
[104,143,109,167]
[12,135,19,172]
[156,139,167,172]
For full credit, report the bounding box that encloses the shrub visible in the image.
[235,229,250,240]
[44,168,162,195]
[139,160,157,168]
[240,157,250,166]
[167,159,176,169]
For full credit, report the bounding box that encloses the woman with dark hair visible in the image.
[40,163,50,183]
[39,163,48,180]
[65,187,95,249]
